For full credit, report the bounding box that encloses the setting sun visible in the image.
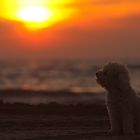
[18,6,51,22]
[16,6,53,30]
[0,0,75,30]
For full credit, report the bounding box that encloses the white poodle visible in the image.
[96,62,140,135]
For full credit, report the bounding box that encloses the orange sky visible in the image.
[0,0,140,61]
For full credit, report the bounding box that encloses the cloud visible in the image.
[65,0,140,7]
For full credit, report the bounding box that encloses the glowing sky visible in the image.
[0,0,75,30]
[0,0,140,61]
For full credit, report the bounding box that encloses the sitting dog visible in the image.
[96,62,140,135]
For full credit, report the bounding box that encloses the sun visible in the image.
[1,0,75,30]
[18,6,51,22]
[17,6,52,30]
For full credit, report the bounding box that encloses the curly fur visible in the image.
[96,62,140,135]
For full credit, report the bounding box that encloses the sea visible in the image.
[0,60,139,104]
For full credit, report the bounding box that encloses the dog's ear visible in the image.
[117,71,130,91]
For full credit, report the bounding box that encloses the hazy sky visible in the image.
[0,0,140,61]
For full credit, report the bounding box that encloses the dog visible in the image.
[96,62,140,135]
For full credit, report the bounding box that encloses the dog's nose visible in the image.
[96,72,99,77]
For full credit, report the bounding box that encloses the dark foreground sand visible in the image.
[0,100,109,140]
[0,90,139,140]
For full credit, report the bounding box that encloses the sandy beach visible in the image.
[0,90,139,140]
[0,89,109,140]
[0,114,107,140]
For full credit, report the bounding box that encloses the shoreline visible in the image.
[0,88,105,105]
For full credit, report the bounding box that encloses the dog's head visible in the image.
[96,62,130,91]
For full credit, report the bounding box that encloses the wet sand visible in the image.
[0,100,109,140]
